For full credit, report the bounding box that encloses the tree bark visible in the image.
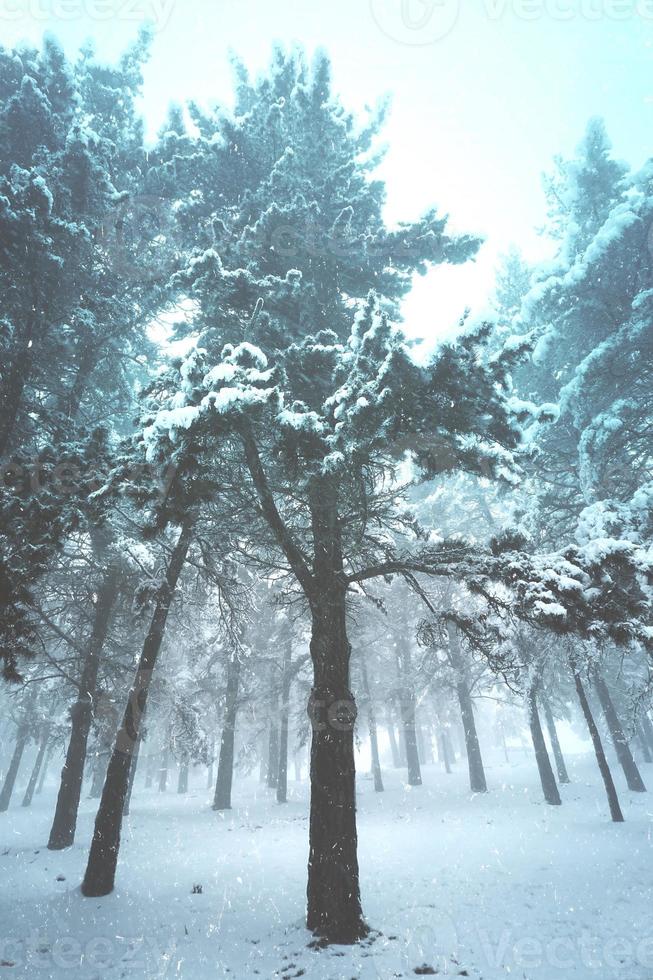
[213,651,241,810]
[48,557,119,849]
[123,730,142,815]
[0,723,29,812]
[541,694,570,784]
[385,705,401,768]
[446,622,487,793]
[158,742,169,792]
[22,725,51,808]
[277,632,293,804]
[526,685,561,806]
[266,687,280,790]
[641,713,653,754]
[593,673,646,792]
[395,634,422,786]
[573,670,624,822]
[36,741,52,795]
[81,519,192,897]
[177,756,189,794]
[360,655,383,792]
[637,723,652,764]
[438,730,452,774]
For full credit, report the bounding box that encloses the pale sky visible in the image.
[4,0,653,352]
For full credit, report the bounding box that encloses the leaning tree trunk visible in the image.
[526,685,561,806]
[81,519,192,897]
[593,673,646,793]
[360,655,383,792]
[395,633,422,787]
[573,669,624,822]
[213,651,241,811]
[48,556,119,850]
[540,694,570,784]
[22,724,51,808]
[447,621,487,793]
[277,631,293,804]
[0,722,30,812]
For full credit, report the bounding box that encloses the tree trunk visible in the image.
[81,519,192,897]
[641,713,653,754]
[207,738,215,789]
[385,705,401,768]
[593,673,646,792]
[541,694,570,784]
[266,688,280,790]
[306,593,367,942]
[36,741,52,795]
[158,743,169,792]
[438,731,452,774]
[213,652,241,811]
[22,725,51,807]
[0,310,35,457]
[177,756,189,794]
[573,670,624,822]
[637,723,652,764]
[48,559,119,850]
[277,632,293,804]
[360,655,383,792]
[89,750,108,799]
[395,635,422,787]
[123,730,142,815]
[526,685,561,806]
[446,621,487,793]
[0,724,29,812]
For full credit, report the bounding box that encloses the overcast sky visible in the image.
[4,0,653,351]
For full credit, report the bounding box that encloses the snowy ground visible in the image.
[1,748,652,980]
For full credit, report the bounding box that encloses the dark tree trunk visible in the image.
[177,757,189,794]
[305,479,366,944]
[36,741,52,795]
[526,685,561,806]
[81,519,192,897]
[213,652,241,811]
[48,559,119,849]
[385,705,401,768]
[593,674,646,792]
[0,310,35,457]
[360,655,383,792]
[22,725,51,808]
[541,694,570,784]
[0,724,29,812]
[396,635,422,787]
[447,622,487,793]
[277,632,293,804]
[573,670,624,822]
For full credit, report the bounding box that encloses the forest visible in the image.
[0,21,652,980]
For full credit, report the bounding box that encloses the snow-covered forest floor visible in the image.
[1,748,651,980]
